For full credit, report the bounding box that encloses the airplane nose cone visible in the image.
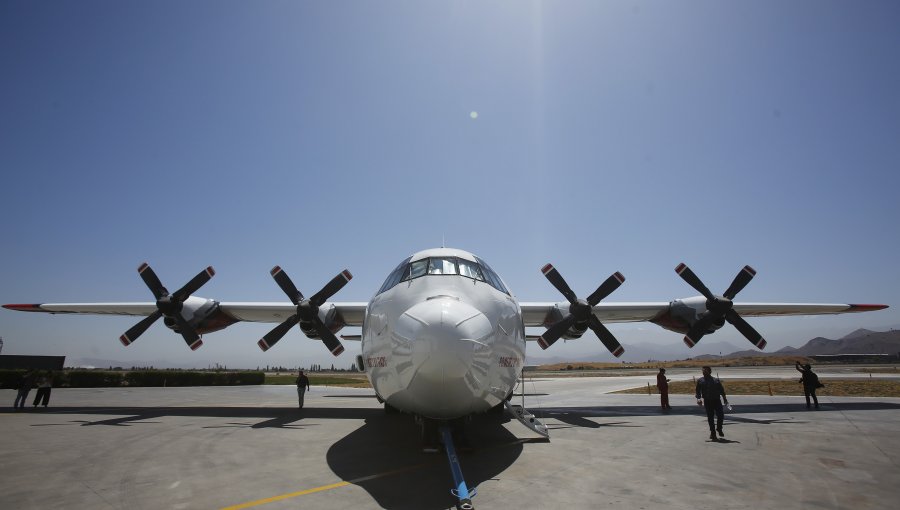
[393,297,494,417]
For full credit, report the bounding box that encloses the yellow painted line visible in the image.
[220,438,532,510]
[219,462,431,510]
[220,481,351,510]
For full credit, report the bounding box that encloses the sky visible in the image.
[1,1,898,369]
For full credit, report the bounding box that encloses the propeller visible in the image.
[119,263,215,351]
[257,266,352,356]
[538,264,626,357]
[674,263,767,350]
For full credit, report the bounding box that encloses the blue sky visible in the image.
[1,1,898,368]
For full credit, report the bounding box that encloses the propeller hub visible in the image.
[297,300,318,322]
[706,295,733,315]
[570,299,592,321]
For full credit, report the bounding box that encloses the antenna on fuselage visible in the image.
[442,234,445,248]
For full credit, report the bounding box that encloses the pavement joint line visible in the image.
[218,438,530,510]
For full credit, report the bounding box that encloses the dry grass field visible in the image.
[614,378,900,397]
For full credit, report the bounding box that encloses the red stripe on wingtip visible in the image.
[206,266,215,277]
[612,346,624,358]
[270,266,282,276]
[683,336,696,348]
[342,270,353,281]
[119,335,132,346]
[614,272,625,284]
[331,345,345,356]
[743,265,757,276]
[848,304,889,311]
[257,339,269,352]
[138,262,149,273]
[3,304,43,311]
[675,263,686,274]
[757,339,767,350]
[190,339,203,351]
[538,337,550,350]
[541,264,553,275]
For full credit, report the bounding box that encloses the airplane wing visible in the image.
[520,301,887,328]
[2,301,368,326]
[520,300,888,355]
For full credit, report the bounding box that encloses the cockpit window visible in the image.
[376,257,411,295]
[407,259,428,279]
[375,255,509,296]
[457,258,484,281]
[475,256,510,295]
[428,257,458,275]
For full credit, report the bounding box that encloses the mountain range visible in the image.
[714,328,900,359]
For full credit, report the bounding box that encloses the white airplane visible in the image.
[3,247,887,509]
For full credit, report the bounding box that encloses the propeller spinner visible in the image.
[674,263,767,350]
[257,266,352,356]
[538,264,626,357]
[119,263,215,351]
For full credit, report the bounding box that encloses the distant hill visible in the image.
[722,329,900,359]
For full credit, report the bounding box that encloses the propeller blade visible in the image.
[723,265,756,300]
[172,266,215,301]
[725,309,767,349]
[310,270,353,307]
[683,313,717,348]
[257,315,300,352]
[537,314,576,350]
[541,264,578,304]
[270,266,304,305]
[138,263,167,299]
[586,272,625,306]
[588,315,624,357]
[313,319,346,356]
[119,309,163,346]
[674,263,715,301]
[171,313,203,350]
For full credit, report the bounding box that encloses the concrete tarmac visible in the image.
[2,373,899,510]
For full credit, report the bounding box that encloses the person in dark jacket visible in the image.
[796,361,820,409]
[33,371,53,408]
[296,370,311,408]
[657,368,672,411]
[14,370,37,410]
[695,366,729,441]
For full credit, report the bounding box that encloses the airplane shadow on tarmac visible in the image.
[325,412,534,510]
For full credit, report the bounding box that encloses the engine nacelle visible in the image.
[649,296,726,335]
[298,303,346,339]
[163,296,237,336]
[544,304,590,340]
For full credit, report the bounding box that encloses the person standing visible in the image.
[33,371,53,408]
[695,366,729,441]
[657,368,672,411]
[796,361,821,409]
[14,370,37,410]
[296,370,311,408]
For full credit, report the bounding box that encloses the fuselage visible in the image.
[361,248,525,420]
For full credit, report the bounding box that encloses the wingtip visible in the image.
[189,339,203,351]
[537,336,550,350]
[257,339,270,352]
[3,303,43,311]
[683,336,696,348]
[612,346,625,358]
[848,304,889,312]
